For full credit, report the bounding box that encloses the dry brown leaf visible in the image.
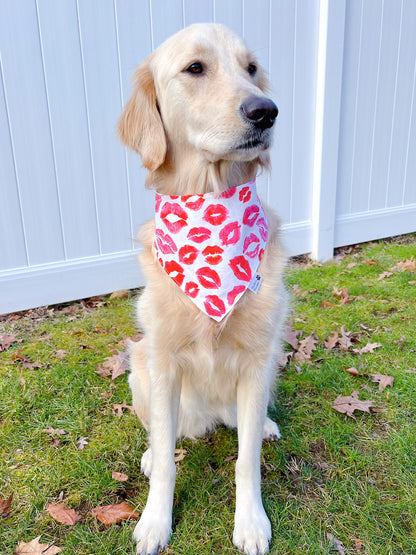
[174,449,187,462]
[42,427,66,436]
[391,256,416,272]
[320,299,336,309]
[293,334,318,364]
[76,437,88,450]
[324,331,339,350]
[353,342,382,355]
[344,367,360,376]
[333,287,350,305]
[408,280,416,285]
[370,373,394,392]
[350,535,364,551]
[90,501,139,525]
[332,390,374,419]
[338,326,355,352]
[0,492,13,516]
[284,321,302,350]
[112,471,129,482]
[46,503,79,525]
[110,289,130,300]
[15,536,61,554]
[364,260,378,266]
[18,376,26,389]
[96,351,129,380]
[0,333,21,351]
[291,284,308,297]
[54,350,67,359]
[347,262,357,268]
[327,533,345,555]
[112,402,135,418]
[377,271,393,280]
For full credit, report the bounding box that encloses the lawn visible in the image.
[1,235,416,555]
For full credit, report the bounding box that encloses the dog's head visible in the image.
[118,24,277,180]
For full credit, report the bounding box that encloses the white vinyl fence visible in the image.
[1,0,415,314]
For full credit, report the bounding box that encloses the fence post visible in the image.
[311,0,346,261]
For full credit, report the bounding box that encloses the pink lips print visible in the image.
[178,244,199,265]
[202,245,224,265]
[219,221,241,246]
[243,233,260,258]
[229,255,252,282]
[196,267,222,289]
[181,195,205,211]
[227,285,246,305]
[203,204,229,226]
[187,226,212,243]
[155,229,177,255]
[160,202,189,234]
[185,281,199,298]
[256,217,268,241]
[164,260,185,286]
[204,295,226,318]
[243,204,260,227]
[239,186,252,203]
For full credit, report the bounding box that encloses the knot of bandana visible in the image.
[154,180,268,321]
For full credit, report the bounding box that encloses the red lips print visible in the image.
[204,295,226,318]
[203,204,229,226]
[196,267,221,289]
[155,194,162,213]
[160,203,188,233]
[256,217,268,241]
[164,260,185,286]
[239,186,252,203]
[219,221,241,246]
[187,227,212,243]
[179,244,199,265]
[229,255,252,282]
[185,281,199,298]
[219,187,236,199]
[243,205,260,227]
[243,233,260,258]
[227,285,246,305]
[155,229,177,254]
[181,195,205,211]
[202,245,224,265]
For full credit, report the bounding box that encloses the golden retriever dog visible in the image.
[118,23,287,555]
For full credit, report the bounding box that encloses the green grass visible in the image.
[1,235,416,554]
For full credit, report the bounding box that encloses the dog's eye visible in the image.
[247,63,257,76]
[186,62,204,75]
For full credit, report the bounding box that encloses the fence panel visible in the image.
[1,0,415,315]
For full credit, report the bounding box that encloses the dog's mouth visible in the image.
[235,132,271,152]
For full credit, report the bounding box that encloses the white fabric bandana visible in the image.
[154,180,268,321]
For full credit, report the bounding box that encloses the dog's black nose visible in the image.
[241,96,278,131]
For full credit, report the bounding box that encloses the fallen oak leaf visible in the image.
[332,390,374,419]
[14,536,61,554]
[42,427,67,436]
[96,351,129,380]
[112,402,135,418]
[90,501,139,525]
[353,342,382,355]
[293,334,319,364]
[284,320,302,350]
[333,287,350,305]
[112,471,129,482]
[377,271,393,281]
[327,532,345,555]
[324,331,339,350]
[46,503,80,525]
[76,437,88,450]
[370,372,394,392]
[390,256,416,272]
[0,333,22,351]
[344,367,360,376]
[0,492,13,516]
[174,449,187,463]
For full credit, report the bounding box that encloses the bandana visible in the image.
[154,180,268,321]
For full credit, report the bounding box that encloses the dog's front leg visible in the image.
[233,365,271,555]
[134,357,181,555]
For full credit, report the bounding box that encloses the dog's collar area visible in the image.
[154,180,268,321]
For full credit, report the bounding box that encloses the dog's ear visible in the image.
[118,63,167,172]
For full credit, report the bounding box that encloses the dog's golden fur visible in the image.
[118,23,287,555]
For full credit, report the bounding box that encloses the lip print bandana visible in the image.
[154,180,268,321]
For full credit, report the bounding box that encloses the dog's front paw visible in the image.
[262,417,281,441]
[133,509,171,555]
[233,506,271,555]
